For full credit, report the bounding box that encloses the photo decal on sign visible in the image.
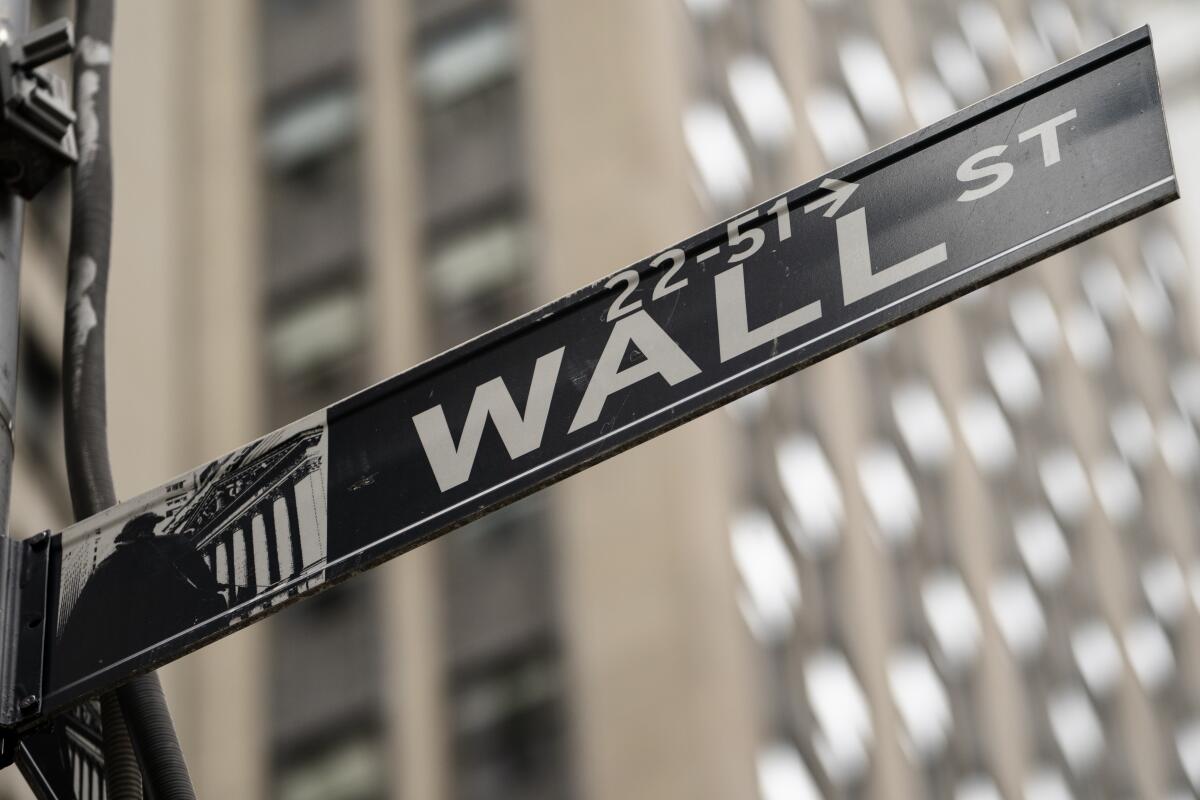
[51,412,329,686]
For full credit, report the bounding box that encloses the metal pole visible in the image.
[0,0,28,542]
[0,5,126,799]
[0,188,22,535]
[0,7,120,799]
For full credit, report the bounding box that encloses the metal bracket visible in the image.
[0,18,76,199]
[0,531,51,744]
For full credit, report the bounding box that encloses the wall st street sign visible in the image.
[1,27,1178,741]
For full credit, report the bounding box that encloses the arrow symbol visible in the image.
[803,178,859,218]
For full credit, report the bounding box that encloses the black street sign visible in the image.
[5,26,1177,728]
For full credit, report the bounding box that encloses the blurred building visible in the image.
[5,0,1200,798]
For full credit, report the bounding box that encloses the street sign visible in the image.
[6,26,1177,728]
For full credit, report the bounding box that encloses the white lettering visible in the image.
[569,310,700,433]
[1018,108,1077,167]
[956,144,1013,202]
[838,208,948,305]
[414,348,565,492]
[715,265,822,362]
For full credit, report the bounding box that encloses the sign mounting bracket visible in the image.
[0,531,51,754]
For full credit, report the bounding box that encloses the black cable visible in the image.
[62,1,196,797]
[119,678,195,800]
[100,693,144,798]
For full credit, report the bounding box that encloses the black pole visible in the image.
[0,6,132,798]
[0,0,27,549]
[62,1,195,797]
[0,184,21,537]
[0,4,111,799]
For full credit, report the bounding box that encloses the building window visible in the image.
[804,649,873,786]
[775,433,844,556]
[757,742,823,800]
[726,55,795,151]
[837,35,906,131]
[804,85,869,167]
[269,583,385,797]
[262,87,360,173]
[417,13,518,105]
[260,0,359,98]
[275,730,386,800]
[428,213,528,311]
[441,499,559,679]
[449,642,569,800]
[415,4,529,343]
[417,10,525,226]
[262,81,364,290]
[731,509,801,644]
[267,281,366,377]
[683,101,753,209]
[441,498,570,798]
[259,77,367,423]
[264,274,368,425]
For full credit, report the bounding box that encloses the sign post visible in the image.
[0,26,1179,736]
